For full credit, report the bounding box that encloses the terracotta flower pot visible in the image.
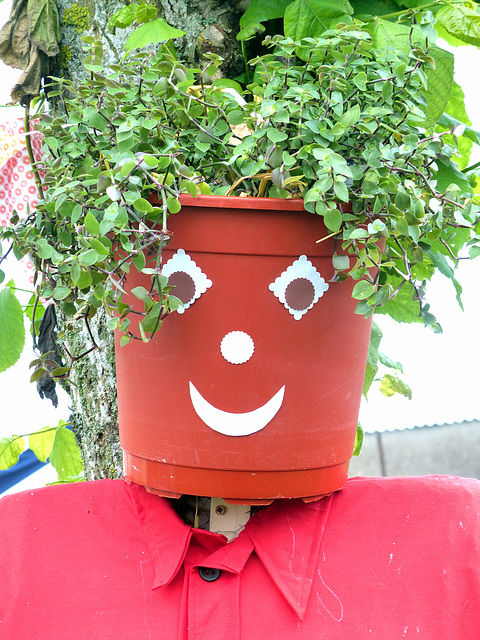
[116,195,373,504]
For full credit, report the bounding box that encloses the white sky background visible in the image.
[0,1,480,444]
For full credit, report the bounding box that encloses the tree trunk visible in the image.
[56,0,245,480]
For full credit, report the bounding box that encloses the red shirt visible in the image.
[1,475,479,639]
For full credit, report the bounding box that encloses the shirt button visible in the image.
[199,567,221,582]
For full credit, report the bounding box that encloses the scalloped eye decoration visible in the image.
[162,249,212,314]
[269,255,329,320]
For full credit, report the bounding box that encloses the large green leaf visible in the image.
[351,0,398,17]
[124,18,185,51]
[427,250,463,308]
[437,113,480,147]
[436,81,473,169]
[434,157,473,195]
[49,426,84,480]
[0,436,26,470]
[27,0,61,56]
[437,4,480,47]
[284,0,354,39]
[445,80,472,126]
[29,427,57,463]
[0,287,25,373]
[423,45,454,132]
[373,274,423,324]
[370,19,454,131]
[240,0,293,27]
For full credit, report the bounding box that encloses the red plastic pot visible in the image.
[116,195,373,504]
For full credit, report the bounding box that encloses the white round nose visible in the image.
[220,331,255,364]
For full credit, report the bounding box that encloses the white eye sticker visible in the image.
[162,249,212,313]
[269,255,328,320]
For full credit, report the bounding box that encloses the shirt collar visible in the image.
[127,482,332,621]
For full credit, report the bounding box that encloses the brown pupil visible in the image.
[284,277,315,311]
[168,271,196,304]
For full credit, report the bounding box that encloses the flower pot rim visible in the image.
[177,194,307,211]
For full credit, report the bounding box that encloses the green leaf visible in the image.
[85,211,100,235]
[284,0,353,39]
[139,302,163,334]
[352,423,363,457]
[373,276,422,324]
[76,269,93,290]
[438,82,473,170]
[0,287,25,373]
[333,180,349,202]
[72,203,83,224]
[237,23,265,41]
[379,373,412,400]
[423,45,454,131]
[332,254,350,270]
[120,334,131,347]
[132,251,146,272]
[378,351,403,373]
[324,207,342,232]
[267,129,288,143]
[339,105,361,128]
[433,158,473,196]
[352,280,375,300]
[142,154,159,167]
[240,0,292,28]
[370,20,454,131]
[37,240,54,259]
[167,196,181,213]
[49,426,83,480]
[136,2,157,24]
[108,5,137,29]
[437,5,480,47]
[0,436,26,470]
[427,250,463,308]
[353,72,367,91]
[363,321,382,397]
[30,367,46,383]
[52,285,71,301]
[469,246,480,260]
[88,237,110,256]
[27,0,60,57]
[134,197,153,213]
[131,286,151,302]
[78,249,99,267]
[181,179,198,197]
[350,0,398,16]
[120,159,137,177]
[29,427,56,462]
[124,18,185,51]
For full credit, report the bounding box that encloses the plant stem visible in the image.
[24,102,44,201]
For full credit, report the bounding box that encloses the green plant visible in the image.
[0,420,84,483]
[0,18,479,381]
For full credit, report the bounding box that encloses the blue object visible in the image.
[0,449,47,494]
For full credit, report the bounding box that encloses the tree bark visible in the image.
[56,0,245,479]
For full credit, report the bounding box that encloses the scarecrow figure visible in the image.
[1,196,479,639]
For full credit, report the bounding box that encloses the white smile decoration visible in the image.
[189,382,285,436]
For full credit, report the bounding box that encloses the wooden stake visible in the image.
[209,498,251,541]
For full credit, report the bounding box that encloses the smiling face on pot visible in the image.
[116,201,373,502]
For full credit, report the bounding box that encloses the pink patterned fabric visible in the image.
[0,112,43,282]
